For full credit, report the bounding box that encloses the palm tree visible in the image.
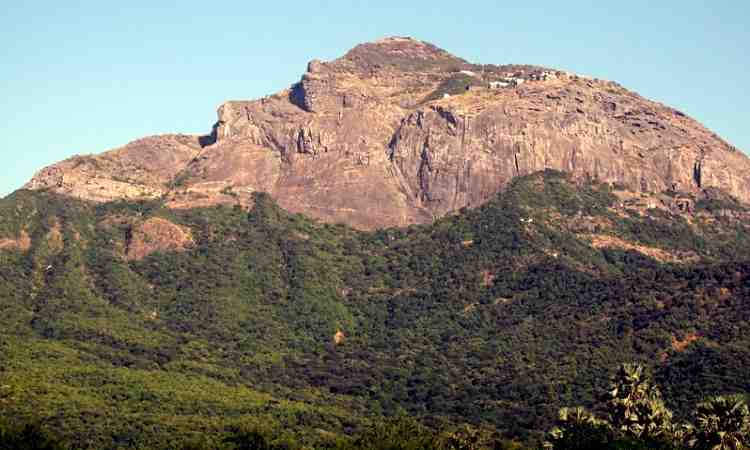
[545,407,610,450]
[606,363,674,441]
[672,422,696,449]
[692,395,750,450]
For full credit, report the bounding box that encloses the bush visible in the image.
[0,421,66,450]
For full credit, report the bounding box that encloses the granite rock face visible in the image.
[23,37,750,229]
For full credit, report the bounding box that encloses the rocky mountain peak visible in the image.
[338,36,469,72]
[21,39,750,230]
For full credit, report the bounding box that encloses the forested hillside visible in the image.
[1,170,749,449]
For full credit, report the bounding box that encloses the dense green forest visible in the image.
[1,170,749,449]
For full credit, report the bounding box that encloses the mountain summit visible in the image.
[24,37,750,229]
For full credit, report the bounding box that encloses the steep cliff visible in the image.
[23,37,750,229]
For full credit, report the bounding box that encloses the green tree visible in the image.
[346,416,440,450]
[439,424,504,450]
[0,385,11,408]
[223,425,293,450]
[0,422,65,450]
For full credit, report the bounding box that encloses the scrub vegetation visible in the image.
[1,171,749,449]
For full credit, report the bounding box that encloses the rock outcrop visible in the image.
[0,230,31,252]
[125,217,194,261]
[22,37,750,229]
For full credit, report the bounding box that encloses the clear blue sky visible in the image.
[2,1,748,197]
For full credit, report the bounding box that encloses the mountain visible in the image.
[2,38,750,449]
[22,36,750,229]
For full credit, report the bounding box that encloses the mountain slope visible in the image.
[2,171,750,447]
[21,37,750,229]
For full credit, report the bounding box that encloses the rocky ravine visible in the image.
[23,37,750,229]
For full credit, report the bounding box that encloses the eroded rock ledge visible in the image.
[22,37,750,229]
